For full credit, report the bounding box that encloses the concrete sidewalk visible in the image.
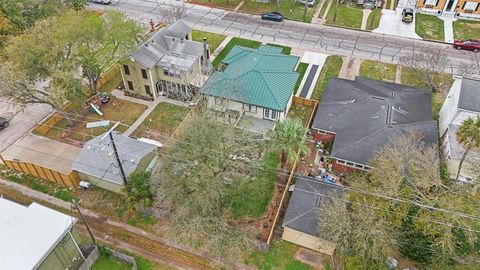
[439,14,456,44]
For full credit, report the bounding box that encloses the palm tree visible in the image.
[455,117,480,181]
[270,118,310,169]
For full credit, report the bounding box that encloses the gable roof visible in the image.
[200,45,300,111]
[458,78,480,112]
[130,20,204,69]
[72,132,156,185]
[0,198,77,270]
[312,77,438,165]
[282,176,343,236]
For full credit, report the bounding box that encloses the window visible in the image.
[317,130,327,135]
[123,65,130,75]
[263,108,278,120]
[145,85,151,96]
[141,69,148,79]
[464,1,478,10]
[336,159,346,165]
[163,68,180,78]
[127,81,134,91]
[424,0,438,6]
[243,104,257,113]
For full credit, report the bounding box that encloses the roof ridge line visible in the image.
[393,120,437,127]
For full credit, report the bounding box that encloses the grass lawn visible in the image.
[359,60,397,82]
[191,30,226,53]
[415,13,444,41]
[246,240,314,270]
[43,97,147,143]
[92,246,174,270]
[98,70,122,93]
[0,167,78,202]
[453,19,480,40]
[288,103,314,126]
[228,148,280,218]
[294,62,309,92]
[401,67,453,119]
[266,43,292,55]
[326,3,363,29]
[310,55,343,101]
[211,37,261,67]
[189,0,241,9]
[366,8,382,31]
[239,0,318,23]
[131,102,191,142]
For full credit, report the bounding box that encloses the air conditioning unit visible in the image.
[79,181,91,189]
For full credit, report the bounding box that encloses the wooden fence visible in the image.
[266,96,318,244]
[0,155,79,188]
[79,245,100,270]
[292,96,318,107]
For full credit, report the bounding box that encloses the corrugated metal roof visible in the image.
[200,45,299,111]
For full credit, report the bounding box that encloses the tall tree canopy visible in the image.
[456,117,480,180]
[318,132,480,268]
[0,9,144,123]
[269,118,310,168]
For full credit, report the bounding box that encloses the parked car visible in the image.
[402,8,414,23]
[297,0,315,6]
[454,39,480,52]
[0,117,9,130]
[261,12,284,22]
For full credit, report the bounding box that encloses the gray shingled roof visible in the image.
[72,132,156,185]
[130,20,204,69]
[282,176,343,236]
[312,77,438,165]
[458,78,480,112]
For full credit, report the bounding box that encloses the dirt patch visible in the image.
[295,247,327,269]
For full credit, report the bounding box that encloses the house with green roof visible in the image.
[200,45,300,129]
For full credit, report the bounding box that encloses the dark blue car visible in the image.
[261,12,284,22]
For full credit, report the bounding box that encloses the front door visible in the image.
[445,0,455,11]
[263,108,278,120]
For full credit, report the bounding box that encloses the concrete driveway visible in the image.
[373,9,422,39]
[0,98,52,153]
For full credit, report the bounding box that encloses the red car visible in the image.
[454,39,480,52]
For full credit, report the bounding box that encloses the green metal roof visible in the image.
[200,45,299,111]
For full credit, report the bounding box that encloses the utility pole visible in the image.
[102,122,128,186]
[72,200,96,245]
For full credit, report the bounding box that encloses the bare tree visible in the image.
[159,2,187,24]
[400,49,450,93]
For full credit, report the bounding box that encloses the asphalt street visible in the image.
[92,0,479,74]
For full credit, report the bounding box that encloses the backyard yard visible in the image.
[192,30,226,53]
[415,13,444,41]
[310,55,343,101]
[239,0,319,22]
[453,19,480,40]
[211,37,262,67]
[326,3,363,29]
[131,102,191,143]
[246,240,315,270]
[359,60,397,82]
[41,97,147,143]
[288,102,315,126]
[92,246,174,270]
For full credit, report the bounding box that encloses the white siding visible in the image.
[439,78,461,136]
